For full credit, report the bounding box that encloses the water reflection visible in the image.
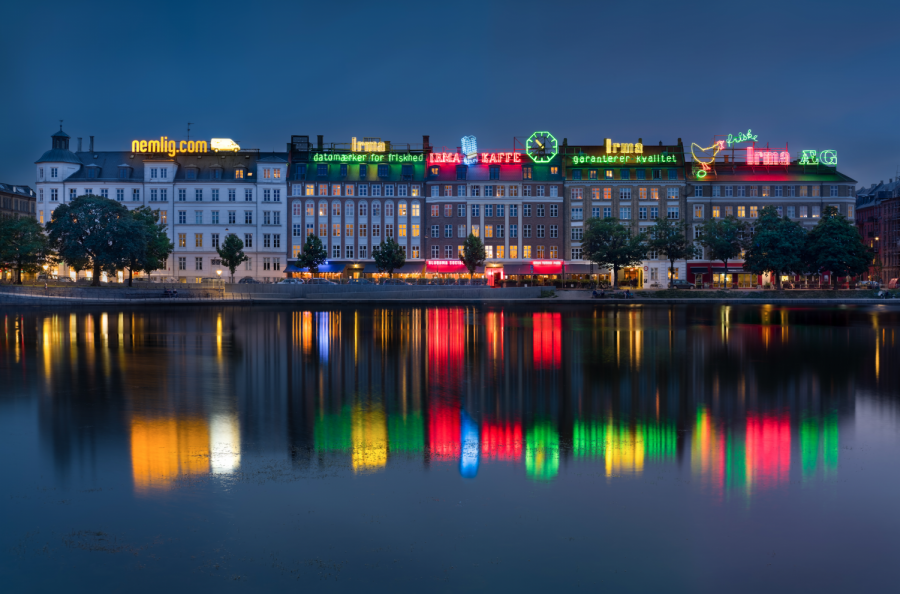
[2,305,898,501]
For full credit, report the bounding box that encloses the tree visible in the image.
[581,217,647,288]
[45,195,138,287]
[698,216,748,289]
[458,233,486,280]
[217,233,248,283]
[0,217,54,285]
[122,206,174,287]
[742,206,805,290]
[373,238,406,278]
[296,234,327,275]
[802,205,872,290]
[647,218,698,288]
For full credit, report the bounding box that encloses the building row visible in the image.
[855,179,900,285]
[33,128,857,286]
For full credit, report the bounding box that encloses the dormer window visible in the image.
[87,168,97,178]
[402,164,413,180]
[119,168,130,179]
[185,168,197,180]
[359,164,367,179]
[235,168,244,180]
[317,164,327,177]
[378,164,389,178]
[340,164,347,177]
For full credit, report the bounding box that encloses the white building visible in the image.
[35,128,288,282]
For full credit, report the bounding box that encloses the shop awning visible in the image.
[531,260,563,274]
[362,263,380,273]
[690,266,747,274]
[284,263,304,273]
[565,264,594,274]
[504,264,533,275]
[393,262,425,275]
[291,262,347,273]
[426,259,469,273]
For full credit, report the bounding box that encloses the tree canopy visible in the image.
[122,206,174,287]
[698,216,748,288]
[742,206,805,289]
[0,217,54,284]
[45,195,140,286]
[581,217,646,288]
[216,233,248,282]
[801,205,871,290]
[297,234,327,275]
[458,233,486,279]
[647,218,698,288]
[373,238,406,278]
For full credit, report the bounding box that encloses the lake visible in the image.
[1,304,899,592]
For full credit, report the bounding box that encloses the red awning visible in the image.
[426,259,469,273]
[531,260,563,274]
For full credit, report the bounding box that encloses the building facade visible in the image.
[0,183,36,220]
[34,128,288,282]
[423,133,566,283]
[687,137,856,287]
[286,134,428,278]
[856,179,900,283]
[563,137,687,287]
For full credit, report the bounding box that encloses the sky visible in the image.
[1,0,898,188]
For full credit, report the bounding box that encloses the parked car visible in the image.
[414,278,430,286]
[380,278,407,286]
[306,278,337,285]
[857,280,879,289]
[58,277,74,283]
[669,280,694,289]
[348,279,374,285]
[277,278,304,285]
[238,277,260,284]
[470,279,486,286]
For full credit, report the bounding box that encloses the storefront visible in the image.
[500,260,563,286]
[285,262,347,279]
[424,260,483,279]
[363,262,425,280]
[689,266,756,288]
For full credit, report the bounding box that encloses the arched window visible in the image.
[292,201,303,216]
[411,200,420,217]
[384,201,394,218]
[371,201,381,217]
[331,201,341,217]
[358,201,368,217]
[318,201,327,217]
[305,201,314,217]
[345,201,354,217]
[398,200,407,217]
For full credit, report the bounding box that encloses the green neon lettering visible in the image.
[726,129,758,147]
[819,150,837,166]
[799,150,818,165]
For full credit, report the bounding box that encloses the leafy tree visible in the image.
[458,233,486,280]
[45,195,138,287]
[0,217,54,285]
[742,206,805,290]
[647,218,698,288]
[122,206,174,287]
[802,205,871,290]
[297,234,327,275]
[581,217,646,288]
[698,216,748,289]
[373,238,406,278]
[216,233,248,283]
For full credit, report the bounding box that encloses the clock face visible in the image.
[526,131,558,163]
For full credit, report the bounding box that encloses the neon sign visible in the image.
[604,138,644,154]
[571,154,676,165]
[799,150,837,166]
[351,137,386,152]
[726,129,758,146]
[690,142,724,178]
[313,153,422,163]
[131,137,208,156]
[428,152,521,165]
[746,146,790,166]
[462,135,478,165]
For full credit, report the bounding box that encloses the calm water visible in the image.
[2,304,900,592]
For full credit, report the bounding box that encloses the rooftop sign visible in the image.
[131,137,209,157]
[351,137,386,152]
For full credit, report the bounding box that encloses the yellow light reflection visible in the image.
[351,403,387,473]
[130,416,210,493]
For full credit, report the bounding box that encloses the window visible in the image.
[228,210,236,224]
[848,205,854,218]
[214,168,223,180]
[811,205,820,218]
[371,185,382,197]
[377,164,389,177]
[496,224,504,238]
[812,186,820,197]
[536,204,545,217]
[724,206,733,217]
[667,188,678,200]
[398,224,407,237]
[385,185,395,197]
[620,207,631,219]
[485,185,494,197]
[431,245,440,258]
[151,189,158,202]
[385,223,394,238]
[712,206,720,218]
[457,185,467,197]
[724,186,733,197]
[485,204,493,218]
[245,189,253,201]
[620,188,632,201]
[485,246,493,258]
[592,207,600,218]
[667,206,679,219]
[776,206,783,217]
[346,224,354,237]
[235,168,244,180]
[244,210,253,224]
[178,189,188,202]
[737,186,746,197]
[372,223,380,237]
[639,207,647,220]
[455,224,464,237]
[358,201,367,216]
[573,169,582,181]
[787,206,795,218]
[263,189,271,202]
[572,247,583,260]
[195,210,203,224]
[134,189,141,202]
[50,167,58,178]
[293,223,302,237]
[116,189,124,202]
[695,186,703,197]
[444,224,452,237]
[359,224,367,237]
[229,189,236,202]
[668,169,678,180]
[620,169,630,181]
[99,189,108,199]
[550,167,558,176]
[150,168,158,179]
[737,206,746,218]
[523,166,533,180]
[263,211,272,225]
[332,223,341,237]
[571,207,583,221]
[178,210,187,224]
[509,224,517,238]
[830,185,838,197]
[177,233,186,247]
[497,204,505,217]
[572,227,583,241]
[471,224,480,237]
[178,257,186,270]
[489,166,499,180]
[524,224,531,238]
[694,205,703,219]
[750,186,758,197]
[537,185,545,197]
[788,186,796,197]
[195,233,203,247]
[372,202,380,217]
[774,186,783,197]
[550,225,558,238]
[650,188,658,201]
[384,201,394,217]
[485,225,493,238]
[749,205,758,218]
[331,201,341,217]
[799,206,808,218]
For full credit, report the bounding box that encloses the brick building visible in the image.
[0,183,36,220]
[856,179,900,284]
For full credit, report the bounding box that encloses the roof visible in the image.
[35,148,81,165]
[0,183,36,198]
[60,150,289,181]
[52,129,70,138]
[688,163,856,184]
[257,154,287,163]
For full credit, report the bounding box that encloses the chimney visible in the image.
[423,135,430,151]
[317,135,323,150]
[677,138,682,145]
[89,136,94,153]
[638,138,642,144]
[77,137,82,152]
[659,141,663,146]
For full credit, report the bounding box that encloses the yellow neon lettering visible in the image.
[195,141,207,152]
[180,141,186,152]
[132,140,140,152]
[139,140,147,152]
[167,140,176,157]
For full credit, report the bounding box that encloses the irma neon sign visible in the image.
[351,137,385,152]
[746,146,790,166]
[428,152,522,165]
[131,137,209,156]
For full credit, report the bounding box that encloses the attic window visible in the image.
[185,168,197,180]
[87,167,99,179]
[235,168,244,180]
[118,168,130,179]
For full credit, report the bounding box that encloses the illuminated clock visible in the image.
[526,131,558,163]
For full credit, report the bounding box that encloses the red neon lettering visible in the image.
[514,153,521,163]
